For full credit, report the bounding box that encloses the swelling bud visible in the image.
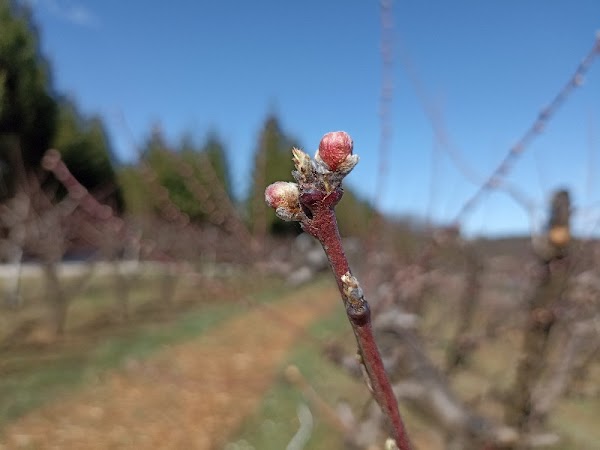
[264,181,302,221]
[316,131,353,170]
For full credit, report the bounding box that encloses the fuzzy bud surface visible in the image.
[264,181,302,221]
[317,131,354,171]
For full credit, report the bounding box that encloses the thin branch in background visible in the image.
[196,152,259,251]
[114,112,191,227]
[376,0,394,204]
[170,151,256,257]
[118,109,255,254]
[397,38,485,188]
[0,139,28,308]
[585,111,597,206]
[42,149,123,232]
[454,34,600,225]
[445,244,483,373]
[425,138,441,226]
[284,365,350,435]
[139,157,191,227]
[531,320,598,423]
[251,130,269,242]
[114,113,248,267]
[532,139,550,201]
[285,402,314,450]
[363,0,395,291]
[41,149,176,264]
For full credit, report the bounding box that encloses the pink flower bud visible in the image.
[264,181,302,221]
[265,181,298,208]
[317,131,353,171]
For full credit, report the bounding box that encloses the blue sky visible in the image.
[24,0,600,237]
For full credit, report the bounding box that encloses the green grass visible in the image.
[0,272,290,428]
[228,302,366,450]
[550,396,600,450]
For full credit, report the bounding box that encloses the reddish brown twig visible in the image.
[265,132,413,450]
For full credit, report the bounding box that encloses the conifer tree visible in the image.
[247,114,300,236]
[0,0,57,198]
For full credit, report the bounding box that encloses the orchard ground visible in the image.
[0,265,598,449]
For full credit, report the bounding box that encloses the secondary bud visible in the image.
[292,147,312,175]
[265,181,302,221]
[265,181,299,208]
[316,131,353,171]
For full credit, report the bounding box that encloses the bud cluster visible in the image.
[264,131,359,222]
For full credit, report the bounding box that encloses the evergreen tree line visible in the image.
[0,0,375,238]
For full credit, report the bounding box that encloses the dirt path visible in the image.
[0,282,339,450]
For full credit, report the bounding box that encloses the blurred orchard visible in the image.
[0,2,599,449]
